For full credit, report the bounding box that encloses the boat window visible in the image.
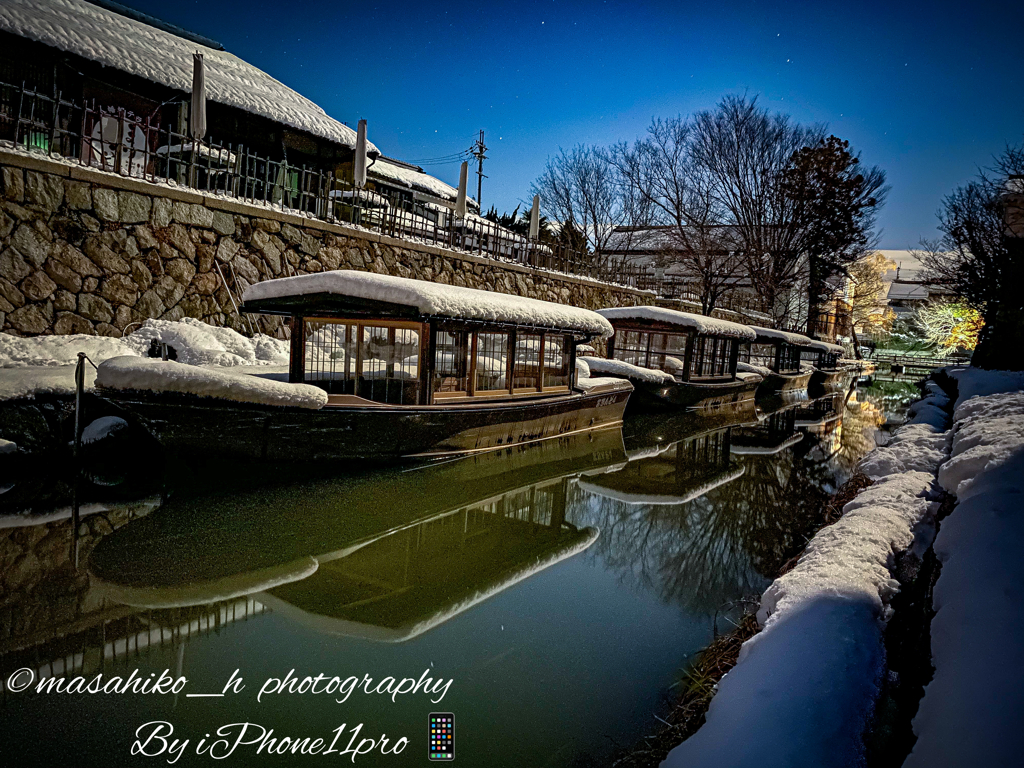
[691,337,735,379]
[475,332,509,391]
[748,342,777,371]
[543,334,572,388]
[513,333,543,389]
[433,330,470,394]
[360,325,421,405]
[614,330,649,366]
[304,320,358,394]
[778,344,801,373]
[648,332,688,377]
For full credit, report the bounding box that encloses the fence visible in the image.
[0,80,651,289]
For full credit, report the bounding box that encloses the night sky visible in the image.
[122,0,1021,249]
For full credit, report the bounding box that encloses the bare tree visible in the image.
[610,117,745,315]
[919,142,1024,368]
[689,95,825,324]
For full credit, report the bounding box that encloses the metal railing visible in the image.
[0,80,652,289]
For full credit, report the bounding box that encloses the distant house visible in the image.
[878,251,953,320]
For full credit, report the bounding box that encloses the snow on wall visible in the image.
[584,356,675,385]
[96,356,327,409]
[0,0,376,153]
[663,389,952,768]
[242,270,615,338]
[597,306,756,340]
[906,372,1024,768]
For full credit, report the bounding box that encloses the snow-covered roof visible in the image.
[597,306,757,341]
[242,270,615,337]
[369,156,471,205]
[0,0,377,153]
[747,325,814,347]
[803,339,845,354]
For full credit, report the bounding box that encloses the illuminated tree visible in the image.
[915,300,985,355]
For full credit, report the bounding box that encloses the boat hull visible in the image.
[756,370,813,396]
[627,376,759,413]
[94,382,631,463]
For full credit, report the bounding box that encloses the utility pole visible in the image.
[471,129,488,208]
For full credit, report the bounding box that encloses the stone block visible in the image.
[95,322,120,337]
[0,248,32,282]
[92,187,119,222]
[195,244,215,273]
[100,274,140,306]
[51,242,102,277]
[166,258,196,286]
[154,275,185,308]
[53,289,76,312]
[0,277,25,309]
[191,272,219,295]
[215,238,240,263]
[1,167,24,202]
[162,223,196,259]
[54,312,94,335]
[254,218,281,232]
[83,238,130,274]
[137,289,165,318]
[64,180,91,210]
[131,260,153,291]
[7,304,51,334]
[78,294,114,324]
[24,171,64,213]
[212,210,235,236]
[151,197,173,228]
[118,191,151,224]
[11,224,51,267]
[79,213,101,233]
[20,271,57,302]
[231,254,259,283]
[172,201,214,228]
[83,276,99,292]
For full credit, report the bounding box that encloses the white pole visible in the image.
[354,119,367,188]
[529,194,540,240]
[455,161,468,218]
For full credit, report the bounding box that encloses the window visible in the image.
[649,332,688,378]
[512,333,542,390]
[543,335,571,388]
[475,332,509,392]
[690,336,735,380]
[613,330,649,366]
[748,342,778,371]
[304,320,357,394]
[433,330,469,394]
[778,344,801,373]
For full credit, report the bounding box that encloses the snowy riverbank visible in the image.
[660,366,1024,767]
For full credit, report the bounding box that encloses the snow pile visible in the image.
[0,0,374,153]
[907,378,1024,767]
[664,390,951,768]
[584,357,675,385]
[857,423,948,479]
[0,319,288,370]
[946,366,1024,406]
[575,357,590,379]
[95,357,327,409]
[243,271,613,338]
[597,306,756,340]
[738,361,772,378]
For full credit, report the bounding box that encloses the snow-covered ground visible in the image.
[0,319,289,400]
[663,381,953,768]
[905,370,1024,767]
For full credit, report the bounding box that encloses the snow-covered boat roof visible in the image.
[803,339,846,354]
[597,306,757,341]
[242,270,615,338]
[0,0,377,154]
[577,465,745,506]
[746,325,814,347]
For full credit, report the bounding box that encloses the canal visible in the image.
[0,380,908,767]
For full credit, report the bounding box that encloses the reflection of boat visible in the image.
[88,428,626,641]
[730,405,804,456]
[591,306,760,411]
[620,398,758,459]
[793,393,843,428]
[578,427,743,506]
[95,272,631,462]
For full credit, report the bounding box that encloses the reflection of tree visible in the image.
[570,403,884,615]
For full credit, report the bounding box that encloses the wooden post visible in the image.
[288,316,304,383]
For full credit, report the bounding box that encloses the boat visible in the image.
[738,325,816,395]
[801,339,848,390]
[587,305,760,412]
[92,271,632,462]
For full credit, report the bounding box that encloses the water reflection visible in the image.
[0,377,894,767]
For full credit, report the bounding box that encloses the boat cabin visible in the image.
[596,306,757,383]
[800,340,845,372]
[739,326,813,374]
[240,271,613,407]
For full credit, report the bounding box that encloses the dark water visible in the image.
[0,380,902,767]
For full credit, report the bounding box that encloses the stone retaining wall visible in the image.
[0,149,653,338]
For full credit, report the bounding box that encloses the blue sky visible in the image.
[129,0,1021,249]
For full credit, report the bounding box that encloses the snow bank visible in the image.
[596,306,756,340]
[664,388,951,768]
[946,365,1024,407]
[0,0,375,153]
[95,357,327,409]
[243,271,613,338]
[0,318,288,372]
[584,357,675,385]
[907,378,1024,767]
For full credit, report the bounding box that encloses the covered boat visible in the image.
[591,305,759,411]
[800,339,848,389]
[93,271,631,462]
[738,325,815,395]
